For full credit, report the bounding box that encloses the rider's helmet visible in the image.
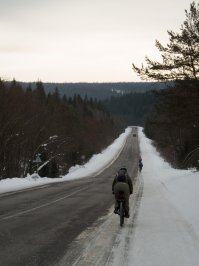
[120,167,127,173]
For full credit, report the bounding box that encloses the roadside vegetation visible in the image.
[0,79,124,180]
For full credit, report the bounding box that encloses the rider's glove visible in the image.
[112,191,114,194]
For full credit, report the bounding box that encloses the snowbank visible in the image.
[0,127,132,194]
[138,127,199,232]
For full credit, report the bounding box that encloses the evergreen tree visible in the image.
[132,1,199,169]
[133,2,199,81]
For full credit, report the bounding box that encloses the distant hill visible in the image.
[19,81,168,100]
[102,91,157,126]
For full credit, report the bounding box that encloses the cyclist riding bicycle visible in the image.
[112,167,133,218]
[138,156,143,172]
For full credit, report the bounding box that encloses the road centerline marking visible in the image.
[0,187,87,221]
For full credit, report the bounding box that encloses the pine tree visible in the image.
[133,2,199,81]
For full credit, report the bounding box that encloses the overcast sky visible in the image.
[0,0,193,82]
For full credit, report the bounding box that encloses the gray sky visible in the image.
[0,0,193,82]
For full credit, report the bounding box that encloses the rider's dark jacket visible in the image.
[112,170,133,194]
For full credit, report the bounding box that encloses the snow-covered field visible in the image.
[1,127,199,265]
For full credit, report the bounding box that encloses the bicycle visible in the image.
[117,191,126,227]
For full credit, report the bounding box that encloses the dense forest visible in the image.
[145,81,199,169]
[0,79,124,180]
[102,91,157,126]
[133,2,199,169]
[18,81,167,100]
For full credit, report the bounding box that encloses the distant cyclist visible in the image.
[112,167,133,218]
[138,156,143,172]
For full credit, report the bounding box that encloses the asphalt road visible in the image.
[0,127,139,266]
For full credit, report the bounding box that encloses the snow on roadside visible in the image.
[125,127,199,266]
[57,127,199,266]
[0,127,132,194]
[138,127,199,235]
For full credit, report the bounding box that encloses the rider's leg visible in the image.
[113,183,123,213]
[114,183,130,215]
[114,198,119,213]
[124,189,130,216]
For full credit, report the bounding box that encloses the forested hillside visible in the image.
[20,81,163,127]
[0,79,124,180]
[102,91,157,126]
[19,81,167,100]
